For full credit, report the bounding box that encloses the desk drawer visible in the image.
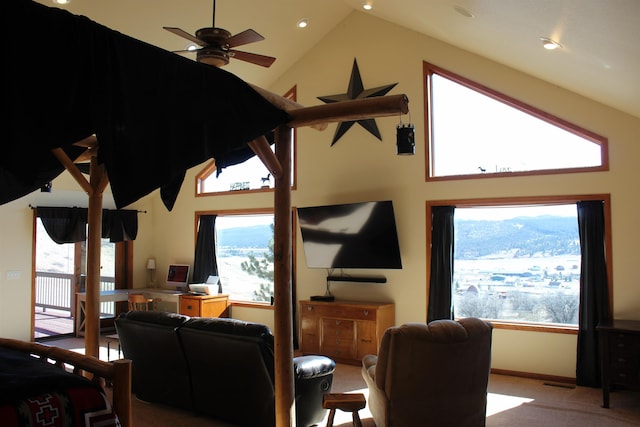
[180,299,200,317]
[322,318,355,359]
[306,304,377,321]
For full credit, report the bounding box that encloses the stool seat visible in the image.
[323,393,366,427]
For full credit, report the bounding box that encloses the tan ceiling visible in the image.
[38,0,640,119]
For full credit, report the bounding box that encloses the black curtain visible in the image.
[576,200,609,387]
[37,207,138,243]
[192,215,219,285]
[427,206,455,322]
[37,207,87,244]
[102,209,139,242]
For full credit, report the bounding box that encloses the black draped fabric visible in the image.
[37,207,138,243]
[576,200,609,387]
[102,209,138,242]
[2,1,290,210]
[427,206,455,322]
[192,215,219,285]
[37,207,88,244]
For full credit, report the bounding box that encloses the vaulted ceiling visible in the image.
[37,0,640,119]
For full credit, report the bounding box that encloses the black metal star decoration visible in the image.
[318,58,397,146]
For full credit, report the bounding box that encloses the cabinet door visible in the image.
[201,298,228,317]
[356,320,378,359]
[300,307,320,354]
[321,318,356,360]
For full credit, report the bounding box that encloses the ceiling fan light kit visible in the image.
[164,0,276,68]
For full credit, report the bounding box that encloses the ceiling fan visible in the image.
[163,0,276,68]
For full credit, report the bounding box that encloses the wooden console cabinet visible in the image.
[299,299,395,365]
[597,319,640,408]
[179,294,229,318]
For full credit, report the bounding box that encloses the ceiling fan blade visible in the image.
[229,50,276,67]
[163,27,205,46]
[227,29,265,48]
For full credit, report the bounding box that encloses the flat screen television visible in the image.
[297,200,402,269]
[165,264,190,290]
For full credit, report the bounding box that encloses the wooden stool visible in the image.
[323,393,366,427]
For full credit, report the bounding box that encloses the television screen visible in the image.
[297,200,402,269]
[166,264,190,289]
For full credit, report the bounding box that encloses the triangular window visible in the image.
[424,62,608,179]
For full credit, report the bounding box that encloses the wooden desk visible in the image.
[597,319,640,408]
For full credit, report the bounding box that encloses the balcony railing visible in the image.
[35,271,116,316]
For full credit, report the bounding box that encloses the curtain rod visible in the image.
[28,204,147,213]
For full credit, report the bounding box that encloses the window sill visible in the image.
[485,320,578,334]
[229,300,274,310]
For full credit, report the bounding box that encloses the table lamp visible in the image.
[146,258,156,287]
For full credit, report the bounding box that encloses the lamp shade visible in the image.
[146,258,156,270]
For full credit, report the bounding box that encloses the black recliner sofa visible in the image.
[115,310,335,427]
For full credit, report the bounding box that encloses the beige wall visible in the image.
[2,11,640,378]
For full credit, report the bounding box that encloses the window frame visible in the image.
[195,86,297,196]
[423,62,609,181]
[194,207,297,308]
[425,194,613,333]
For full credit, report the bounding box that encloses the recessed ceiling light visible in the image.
[297,18,309,29]
[363,2,373,11]
[540,37,562,50]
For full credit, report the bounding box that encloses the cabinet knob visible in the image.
[335,320,341,325]
[187,305,193,310]
[363,310,369,316]
[307,306,313,311]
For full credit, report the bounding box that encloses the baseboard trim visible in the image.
[491,368,576,385]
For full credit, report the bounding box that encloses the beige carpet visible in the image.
[53,337,640,426]
[123,363,640,427]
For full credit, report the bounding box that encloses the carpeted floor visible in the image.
[55,337,640,426]
[124,363,640,427]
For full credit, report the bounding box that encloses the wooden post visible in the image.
[85,155,108,358]
[273,125,295,426]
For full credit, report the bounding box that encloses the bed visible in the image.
[0,338,132,427]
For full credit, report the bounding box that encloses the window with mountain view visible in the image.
[424,62,608,180]
[214,212,275,303]
[453,204,580,326]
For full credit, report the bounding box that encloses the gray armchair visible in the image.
[361,318,493,427]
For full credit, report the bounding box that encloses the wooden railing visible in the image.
[35,272,116,315]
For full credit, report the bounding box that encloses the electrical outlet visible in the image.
[6,270,21,280]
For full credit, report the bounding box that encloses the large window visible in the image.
[427,195,612,332]
[214,211,275,303]
[196,86,297,195]
[423,62,608,180]
[453,204,580,326]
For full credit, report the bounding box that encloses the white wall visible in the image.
[2,11,640,379]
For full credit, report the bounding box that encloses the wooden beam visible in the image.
[248,135,283,179]
[250,84,327,131]
[72,134,98,148]
[287,94,409,128]
[84,155,106,358]
[273,125,294,427]
[51,148,92,195]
